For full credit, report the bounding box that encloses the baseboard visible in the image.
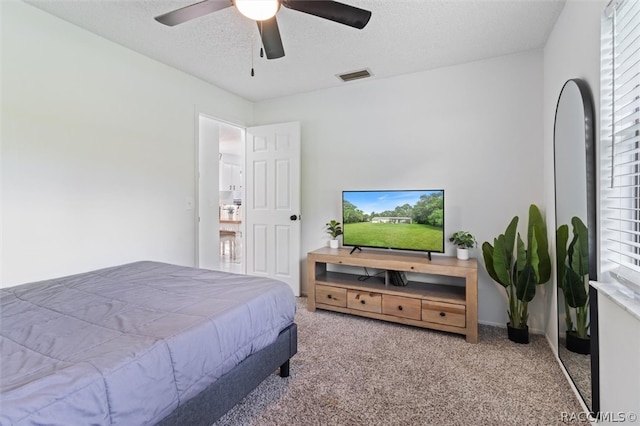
[478,319,545,335]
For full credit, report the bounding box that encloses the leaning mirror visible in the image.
[553,78,598,413]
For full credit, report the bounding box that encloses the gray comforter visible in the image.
[0,261,296,425]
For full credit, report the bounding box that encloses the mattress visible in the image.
[0,261,296,425]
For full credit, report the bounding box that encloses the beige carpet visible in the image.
[214,297,583,425]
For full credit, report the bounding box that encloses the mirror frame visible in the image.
[553,78,599,414]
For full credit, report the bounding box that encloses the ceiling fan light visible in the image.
[235,0,280,21]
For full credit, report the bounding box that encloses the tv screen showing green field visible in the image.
[342,190,444,252]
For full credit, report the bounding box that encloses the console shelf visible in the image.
[307,247,478,343]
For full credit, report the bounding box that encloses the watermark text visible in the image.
[561,411,638,423]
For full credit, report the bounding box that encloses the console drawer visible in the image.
[316,285,347,308]
[422,300,466,328]
[347,290,382,314]
[382,295,421,320]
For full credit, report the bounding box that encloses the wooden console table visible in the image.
[307,247,478,343]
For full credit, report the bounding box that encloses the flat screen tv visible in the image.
[342,190,445,255]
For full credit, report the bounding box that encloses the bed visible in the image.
[0,261,297,425]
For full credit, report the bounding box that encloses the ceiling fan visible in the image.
[154,0,372,60]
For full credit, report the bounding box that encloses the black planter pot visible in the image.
[507,323,529,344]
[566,331,590,355]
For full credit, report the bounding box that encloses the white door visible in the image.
[245,122,301,295]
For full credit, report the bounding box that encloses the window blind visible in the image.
[602,0,640,279]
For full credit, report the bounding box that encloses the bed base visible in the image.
[157,323,298,426]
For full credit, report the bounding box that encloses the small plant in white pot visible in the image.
[449,231,477,260]
[325,220,343,249]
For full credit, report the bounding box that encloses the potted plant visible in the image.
[557,216,590,354]
[226,206,235,220]
[481,204,551,344]
[449,231,477,260]
[326,219,343,249]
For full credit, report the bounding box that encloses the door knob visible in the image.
[290,215,299,221]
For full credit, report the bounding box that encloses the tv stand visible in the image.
[349,246,362,255]
[307,247,478,343]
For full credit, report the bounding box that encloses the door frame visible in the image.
[194,108,247,270]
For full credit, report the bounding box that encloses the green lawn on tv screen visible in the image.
[343,222,443,251]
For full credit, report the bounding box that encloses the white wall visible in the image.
[598,293,640,422]
[197,115,221,271]
[1,1,253,286]
[254,50,547,330]
[542,0,604,352]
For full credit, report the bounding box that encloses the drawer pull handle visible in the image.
[327,295,333,299]
[439,312,446,317]
[398,305,403,311]
[361,300,366,305]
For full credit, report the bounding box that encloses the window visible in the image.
[601,0,640,286]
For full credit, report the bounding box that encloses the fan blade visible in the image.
[257,18,285,59]
[155,0,232,27]
[282,0,371,29]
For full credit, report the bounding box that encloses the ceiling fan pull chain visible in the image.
[259,21,264,58]
[250,32,255,77]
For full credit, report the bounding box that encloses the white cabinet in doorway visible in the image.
[220,162,242,191]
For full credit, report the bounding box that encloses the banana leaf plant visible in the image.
[482,204,552,330]
[556,217,589,339]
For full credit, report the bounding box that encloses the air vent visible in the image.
[337,69,372,82]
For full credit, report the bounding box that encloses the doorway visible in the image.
[197,114,245,274]
[218,123,245,273]
[197,115,302,295]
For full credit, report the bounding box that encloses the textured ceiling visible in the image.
[25,0,566,102]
